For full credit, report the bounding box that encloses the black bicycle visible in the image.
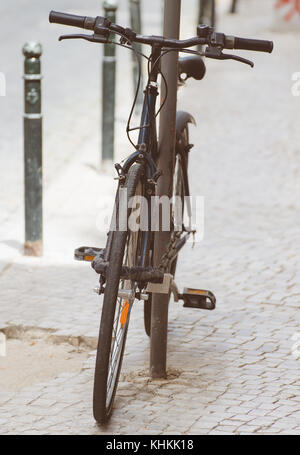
[49,11,273,424]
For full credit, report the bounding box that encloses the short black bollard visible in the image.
[230,0,238,14]
[198,0,216,52]
[198,0,216,28]
[23,42,43,257]
[102,1,117,166]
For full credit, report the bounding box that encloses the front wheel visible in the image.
[93,163,143,424]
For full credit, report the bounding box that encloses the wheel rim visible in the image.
[105,182,142,409]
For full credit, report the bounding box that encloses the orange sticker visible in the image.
[187,289,206,296]
[84,255,95,261]
[120,299,130,327]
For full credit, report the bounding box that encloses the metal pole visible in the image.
[150,0,181,379]
[102,1,117,165]
[129,0,144,110]
[23,42,43,257]
[230,0,238,14]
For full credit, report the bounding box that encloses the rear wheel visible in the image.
[143,125,190,337]
[93,163,143,424]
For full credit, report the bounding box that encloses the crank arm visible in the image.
[59,33,108,44]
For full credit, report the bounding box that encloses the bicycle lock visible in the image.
[23,42,43,257]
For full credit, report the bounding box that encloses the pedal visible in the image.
[181,288,216,310]
[74,246,105,262]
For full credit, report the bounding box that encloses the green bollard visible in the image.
[102,1,117,165]
[129,0,143,110]
[23,42,43,257]
[198,0,216,52]
[198,0,216,28]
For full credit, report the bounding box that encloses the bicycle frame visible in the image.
[122,45,161,176]
[108,44,190,275]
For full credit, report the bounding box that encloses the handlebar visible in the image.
[234,37,273,53]
[49,10,273,56]
[49,11,90,29]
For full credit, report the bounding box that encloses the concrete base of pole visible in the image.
[24,240,43,257]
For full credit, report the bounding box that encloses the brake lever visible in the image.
[59,34,109,44]
[205,46,254,68]
[222,53,254,68]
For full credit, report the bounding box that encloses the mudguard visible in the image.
[176,111,196,141]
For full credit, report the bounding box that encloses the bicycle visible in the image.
[49,10,273,424]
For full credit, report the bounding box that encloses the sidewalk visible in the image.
[0,0,299,435]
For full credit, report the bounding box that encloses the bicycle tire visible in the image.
[144,125,190,337]
[93,163,143,424]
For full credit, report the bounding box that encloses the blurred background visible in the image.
[0,0,299,258]
[1,0,299,336]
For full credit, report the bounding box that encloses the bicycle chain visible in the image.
[159,231,182,272]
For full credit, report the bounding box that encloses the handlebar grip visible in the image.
[234,37,273,53]
[49,11,87,29]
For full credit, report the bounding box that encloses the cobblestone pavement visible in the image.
[0,0,300,435]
